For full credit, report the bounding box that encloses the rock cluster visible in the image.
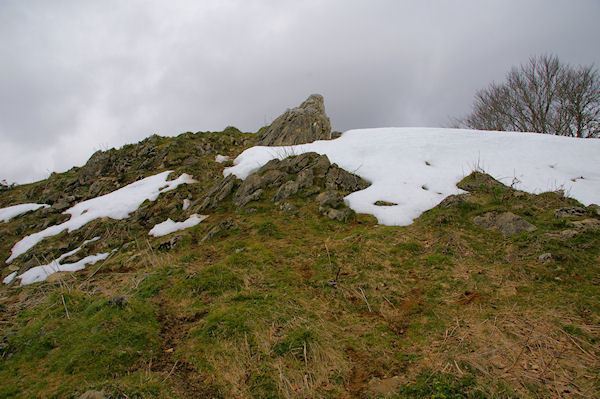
[554,206,588,218]
[195,152,369,222]
[472,211,537,235]
[256,94,332,146]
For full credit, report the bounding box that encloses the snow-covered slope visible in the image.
[226,128,600,226]
[6,171,197,263]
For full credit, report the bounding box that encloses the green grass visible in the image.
[0,291,161,398]
[1,158,599,398]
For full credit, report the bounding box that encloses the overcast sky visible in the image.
[1,0,599,184]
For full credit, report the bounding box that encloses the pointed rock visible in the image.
[257,94,332,146]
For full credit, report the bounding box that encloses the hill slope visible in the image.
[0,126,599,399]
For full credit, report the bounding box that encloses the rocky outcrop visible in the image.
[437,194,471,208]
[472,212,536,235]
[554,206,588,218]
[197,174,241,210]
[316,191,342,208]
[194,152,369,222]
[256,94,332,146]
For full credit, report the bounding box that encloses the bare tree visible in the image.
[462,55,600,138]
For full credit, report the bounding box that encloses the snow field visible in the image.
[225,128,600,226]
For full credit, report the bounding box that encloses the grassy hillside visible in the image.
[0,130,599,398]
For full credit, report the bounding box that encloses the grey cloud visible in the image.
[1,0,599,183]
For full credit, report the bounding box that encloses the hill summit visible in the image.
[1,96,600,398]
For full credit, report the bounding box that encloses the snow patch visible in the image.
[6,171,197,263]
[149,214,208,237]
[7,237,109,285]
[3,272,17,284]
[225,128,600,226]
[182,199,191,210]
[0,203,49,222]
[215,154,230,163]
[17,252,110,285]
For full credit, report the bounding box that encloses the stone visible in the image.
[203,174,240,209]
[538,253,553,263]
[279,202,298,212]
[233,174,265,207]
[259,169,287,187]
[51,197,71,212]
[273,181,300,202]
[374,200,398,206]
[572,218,600,230]
[554,207,588,218]
[472,212,536,235]
[311,154,331,177]
[316,191,342,208]
[89,181,104,197]
[321,207,354,222]
[158,236,180,251]
[295,168,314,189]
[79,391,106,399]
[237,189,263,207]
[202,218,238,242]
[256,94,332,146]
[438,194,470,208]
[325,165,370,193]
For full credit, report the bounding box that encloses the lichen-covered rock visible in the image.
[554,206,588,218]
[296,168,314,189]
[233,174,267,207]
[438,194,471,208]
[198,174,240,210]
[279,202,298,212]
[325,165,370,193]
[316,191,342,208]
[198,152,368,225]
[472,212,536,235]
[273,181,300,202]
[257,94,332,146]
[321,207,354,222]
